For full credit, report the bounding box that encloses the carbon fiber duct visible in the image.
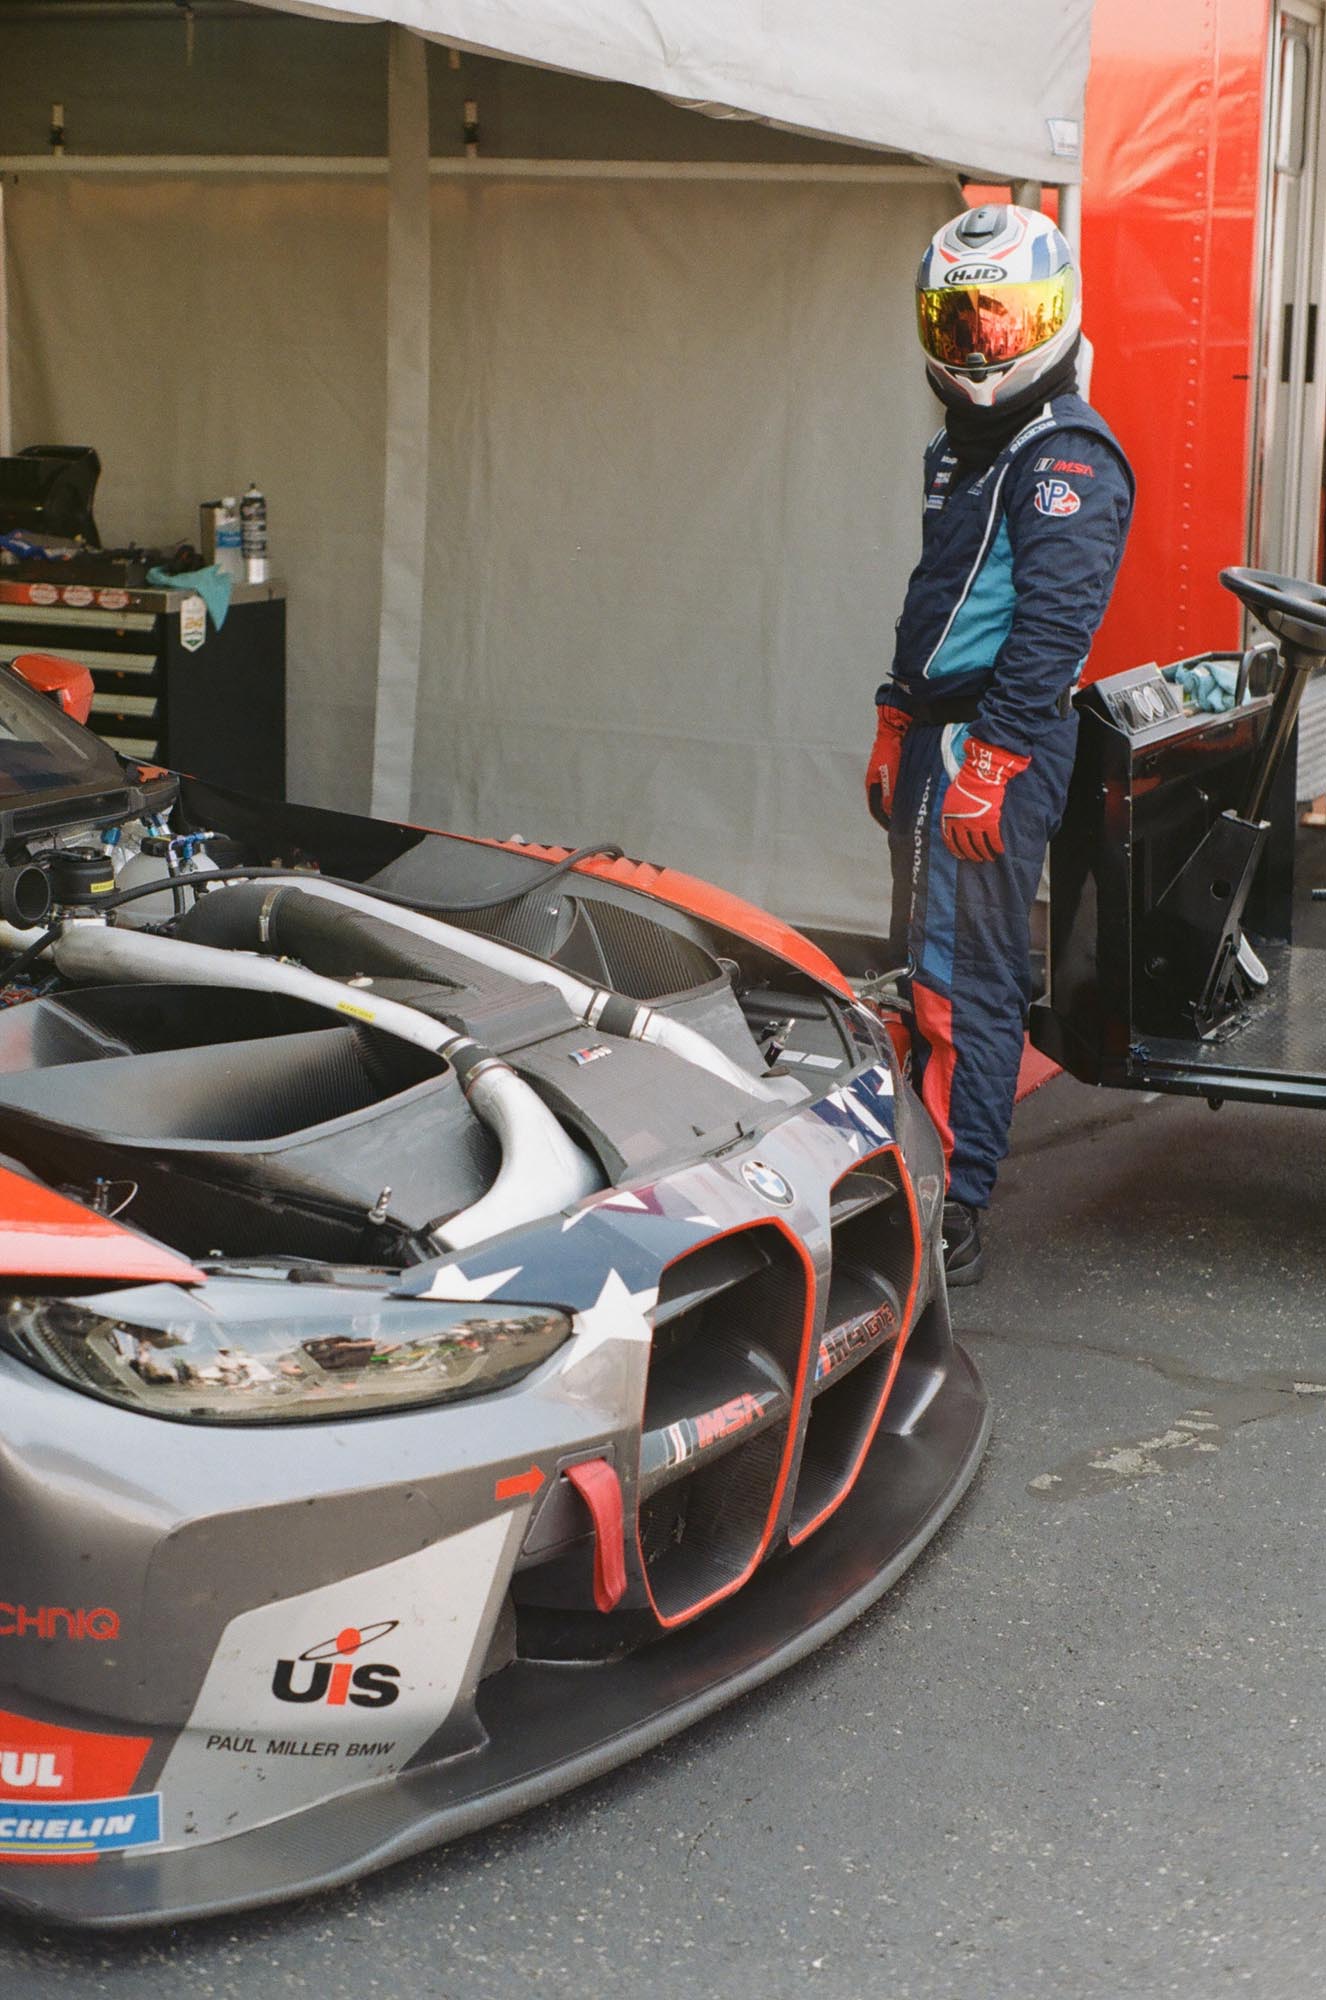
[50,924,604,1250]
[179,876,803,1104]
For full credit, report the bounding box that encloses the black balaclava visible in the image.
[933,335,1082,475]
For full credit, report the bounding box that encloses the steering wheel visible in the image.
[1220,566,1326,654]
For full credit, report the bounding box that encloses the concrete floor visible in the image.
[5,1075,1326,1998]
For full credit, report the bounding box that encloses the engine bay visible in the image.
[0,671,875,1270]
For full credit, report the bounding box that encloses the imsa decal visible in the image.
[655,1387,781,1474]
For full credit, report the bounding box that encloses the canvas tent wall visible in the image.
[0,0,1093,934]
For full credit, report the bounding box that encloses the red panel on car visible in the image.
[0,1166,201,1284]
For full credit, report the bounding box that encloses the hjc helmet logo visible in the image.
[272,1621,401,1709]
[944,264,1006,285]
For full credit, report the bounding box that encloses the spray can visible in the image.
[240,483,268,585]
[214,498,244,582]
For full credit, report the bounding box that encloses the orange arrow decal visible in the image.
[494,1465,544,1503]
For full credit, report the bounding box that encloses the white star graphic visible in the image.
[416,1263,523,1302]
[572,1267,659,1356]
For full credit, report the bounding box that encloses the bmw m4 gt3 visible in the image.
[0,659,987,1927]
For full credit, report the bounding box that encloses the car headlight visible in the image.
[0,1279,572,1425]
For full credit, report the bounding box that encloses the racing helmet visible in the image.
[915,204,1080,408]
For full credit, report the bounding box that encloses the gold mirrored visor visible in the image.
[916,270,1075,370]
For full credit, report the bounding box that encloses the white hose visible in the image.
[252,874,802,1104]
[50,925,603,1250]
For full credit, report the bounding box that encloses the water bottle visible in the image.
[240,483,268,584]
[215,498,244,582]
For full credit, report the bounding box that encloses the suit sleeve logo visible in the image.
[1033,478,1082,517]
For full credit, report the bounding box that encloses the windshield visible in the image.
[0,667,126,799]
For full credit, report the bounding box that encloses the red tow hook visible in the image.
[563,1457,627,1612]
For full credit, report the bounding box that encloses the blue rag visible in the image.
[1163,659,1241,713]
[146,563,232,631]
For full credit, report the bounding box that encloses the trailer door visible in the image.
[1253,1,1326,582]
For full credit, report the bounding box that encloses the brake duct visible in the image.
[50,923,604,1251]
[185,874,802,1105]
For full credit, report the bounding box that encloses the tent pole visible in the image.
[370,25,432,821]
[1059,182,1082,256]
[0,180,11,457]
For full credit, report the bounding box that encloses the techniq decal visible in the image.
[157,1517,514,1845]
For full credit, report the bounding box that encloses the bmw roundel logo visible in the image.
[741,1159,794,1207]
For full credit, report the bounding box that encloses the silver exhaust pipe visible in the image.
[51,925,603,1249]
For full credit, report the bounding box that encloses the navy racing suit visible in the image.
[878,392,1134,1209]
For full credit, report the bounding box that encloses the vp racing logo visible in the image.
[273,1620,401,1709]
[1034,477,1082,518]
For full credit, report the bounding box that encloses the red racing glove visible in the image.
[941,737,1031,862]
[865,704,911,830]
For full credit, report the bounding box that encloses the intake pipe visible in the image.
[180,874,802,1104]
[50,924,604,1251]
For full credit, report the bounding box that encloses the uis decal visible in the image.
[272,1621,401,1709]
[158,1519,514,1847]
[740,1159,795,1207]
[1033,478,1081,518]
[0,1707,159,1863]
[0,1604,119,1642]
[569,1045,611,1067]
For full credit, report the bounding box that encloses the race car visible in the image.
[0,654,987,1928]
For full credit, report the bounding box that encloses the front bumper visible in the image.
[0,1331,986,1929]
[0,1061,989,1928]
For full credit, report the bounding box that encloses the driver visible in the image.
[866,204,1134,1284]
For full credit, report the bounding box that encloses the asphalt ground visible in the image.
[6,1073,1326,1999]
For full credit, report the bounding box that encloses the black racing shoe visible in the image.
[942,1200,985,1287]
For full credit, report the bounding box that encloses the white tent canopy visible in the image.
[260,0,1092,184]
[3,1,1095,935]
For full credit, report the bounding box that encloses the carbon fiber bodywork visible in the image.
[0,750,987,1928]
